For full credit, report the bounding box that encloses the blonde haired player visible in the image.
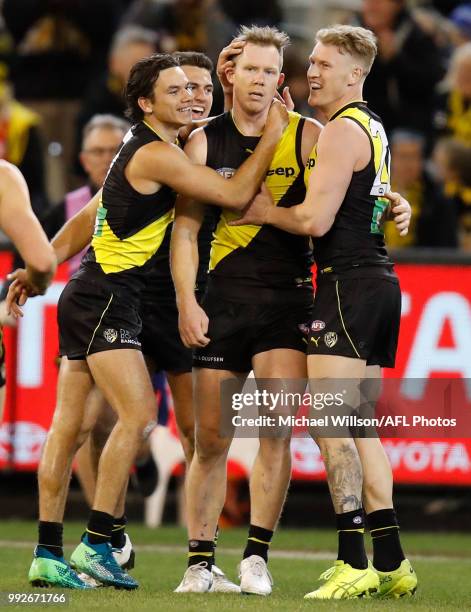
[231,25,417,600]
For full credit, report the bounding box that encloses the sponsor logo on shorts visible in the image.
[353,515,362,525]
[120,329,141,346]
[103,328,118,343]
[310,336,321,347]
[311,320,325,332]
[298,323,310,336]
[324,331,338,348]
[195,355,224,363]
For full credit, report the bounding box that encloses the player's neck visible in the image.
[231,99,270,137]
[324,89,365,120]
[142,116,180,144]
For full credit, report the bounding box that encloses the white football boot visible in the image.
[209,565,241,593]
[239,555,273,596]
[112,533,135,570]
[174,561,213,593]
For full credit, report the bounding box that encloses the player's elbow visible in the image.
[308,216,333,237]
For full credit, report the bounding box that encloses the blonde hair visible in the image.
[234,25,290,66]
[316,25,378,75]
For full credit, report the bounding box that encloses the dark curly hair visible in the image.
[125,53,179,124]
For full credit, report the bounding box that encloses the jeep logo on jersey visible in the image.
[266,166,295,178]
[311,320,325,332]
[324,332,338,348]
[217,167,235,179]
[103,328,118,343]
[306,158,315,170]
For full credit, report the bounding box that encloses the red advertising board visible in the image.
[0,256,470,485]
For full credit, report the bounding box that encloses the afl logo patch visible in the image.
[324,331,338,348]
[103,328,118,343]
[311,320,325,332]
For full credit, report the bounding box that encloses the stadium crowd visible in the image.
[0,0,469,249]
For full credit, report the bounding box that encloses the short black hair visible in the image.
[173,51,214,73]
[125,53,179,124]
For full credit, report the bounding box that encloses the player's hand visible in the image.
[178,299,210,348]
[266,98,289,136]
[229,183,274,227]
[6,278,29,318]
[275,86,294,111]
[385,191,411,236]
[5,268,42,318]
[0,299,17,326]
[216,39,245,95]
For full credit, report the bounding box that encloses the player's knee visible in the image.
[195,429,230,463]
[180,427,195,462]
[259,436,291,458]
[90,418,114,450]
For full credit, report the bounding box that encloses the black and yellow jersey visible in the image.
[140,205,218,304]
[205,111,312,304]
[78,121,177,297]
[305,102,392,275]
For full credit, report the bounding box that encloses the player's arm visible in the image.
[139,101,288,210]
[170,134,210,348]
[0,161,56,293]
[51,190,101,264]
[267,119,358,236]
[6,189,101,317]
[231,119,356,235]
[171,196,209,348]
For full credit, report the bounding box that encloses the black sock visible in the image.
[213,526,219,565]
[336,509,367,569]
[188,539,214,568]
[243,525,273,563]
[86,510,113,545]
[111,515,127,549]
[368,508,405,572]
[38,521,63,558]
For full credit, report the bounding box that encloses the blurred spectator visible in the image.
[45,114,129,259]
[413,7,456,63]
[433,42,471,145]
[75,26,157,177]
[2,0,126,199]
[282,49,316,119]
[433,137,471,249]
[2,0,124,100]
[449,2,471,45]
[0,66,47,215]
[355,0,445,134]
[122,0,213,54]
[386,130,458,248]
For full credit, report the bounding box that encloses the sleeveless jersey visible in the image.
[205,111,312,303]
[78,121,177,297]
[140,205,218,305]
[304,102,392,275]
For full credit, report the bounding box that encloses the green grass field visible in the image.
[0,522,470,611]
